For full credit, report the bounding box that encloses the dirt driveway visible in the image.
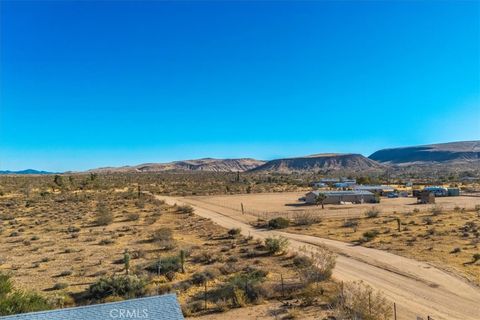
[157,195,480,320]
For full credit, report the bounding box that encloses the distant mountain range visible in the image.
[251,153,384,173]
[2,141,478,175]
[369,141,480,165]
[0,169,55,175]
[88,158,265,173]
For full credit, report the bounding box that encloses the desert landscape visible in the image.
[1,1,479,319]
[1,161,479,319]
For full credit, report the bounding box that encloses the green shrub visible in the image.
[95,202,114,226]
[88,275,147,300]
[264,236,289,254]
[127,212,140,221]
[52,283,69,290]
[227,228,241,237]
[361,229,379,242]
[176,205,194,214]
[365,208,380,219]
[0,272,51,316]
[267,217,290,229]
[145,255,181,275]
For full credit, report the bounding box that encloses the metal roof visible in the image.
[0,294,184,320]
[353,185,394,190]
[308,190,374,196]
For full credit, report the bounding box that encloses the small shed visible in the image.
[447,188,460,196]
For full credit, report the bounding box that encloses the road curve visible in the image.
[157,195,480,320]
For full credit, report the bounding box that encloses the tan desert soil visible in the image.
[157,195,480,320]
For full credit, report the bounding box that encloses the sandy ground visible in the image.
[187,192,480,219]
[157,195,480,320]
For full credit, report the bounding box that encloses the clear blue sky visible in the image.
[1,1,479,171]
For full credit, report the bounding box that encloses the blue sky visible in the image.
[1,1,479,171]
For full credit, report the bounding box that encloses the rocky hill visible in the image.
[250,153,384,173]
[369,141,480,165]
[90,158,266,173]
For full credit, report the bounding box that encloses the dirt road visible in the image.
[157,195,480,320]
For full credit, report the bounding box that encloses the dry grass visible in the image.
[0,187,340,318]
[287,207,480,285]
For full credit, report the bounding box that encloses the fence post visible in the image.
[204,280,208,310]
[280,273,285,298]
[393,302,397,320]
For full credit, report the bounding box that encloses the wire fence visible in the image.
[189,197,480,221]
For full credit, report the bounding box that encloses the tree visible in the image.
[124,250,131,275]
[53,175,63,188]
[315,193,327,209]
[180,250,186,273]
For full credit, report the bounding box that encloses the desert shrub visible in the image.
[423,216,433,225]
[0,291,52,316]
[227,228,241,237]
[365,208,380,219]
[268,217,290,229]
[176,205,194,215]
[88,275,147,300]
[334,281,391,320]
[211,268,268,306]
[191,268,219,285]
[95,202,114,226]
[472,253,480,263]
[430,206,443,216]
[450,247,461,254]
[183,300,204,315]
[0,272,51,316]
[296,246,336,284]
[342,218,359,228]
[294,212,321,226]
[293,255,313,268]
[264,236,289,255]
[219,262,241,275]
[67,226,80,233]
[135,199,145,209]
[99,238,115,245]
[58,270,73,277]
[192,251,218,264]
[151,227,176,250]
[52,283,69,290]
[145,255,181,275]
[126,212,140,221]
[361,229,379,242]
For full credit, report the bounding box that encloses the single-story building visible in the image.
[423,186,448,197]
[304,190,376,205]
[0,294,184,320]
[353,185,395,196]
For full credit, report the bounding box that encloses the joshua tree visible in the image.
[124,250,131,275]
[180,250,186,273]
[315,193,327,209]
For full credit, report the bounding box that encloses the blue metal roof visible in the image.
[0,294,184,320]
